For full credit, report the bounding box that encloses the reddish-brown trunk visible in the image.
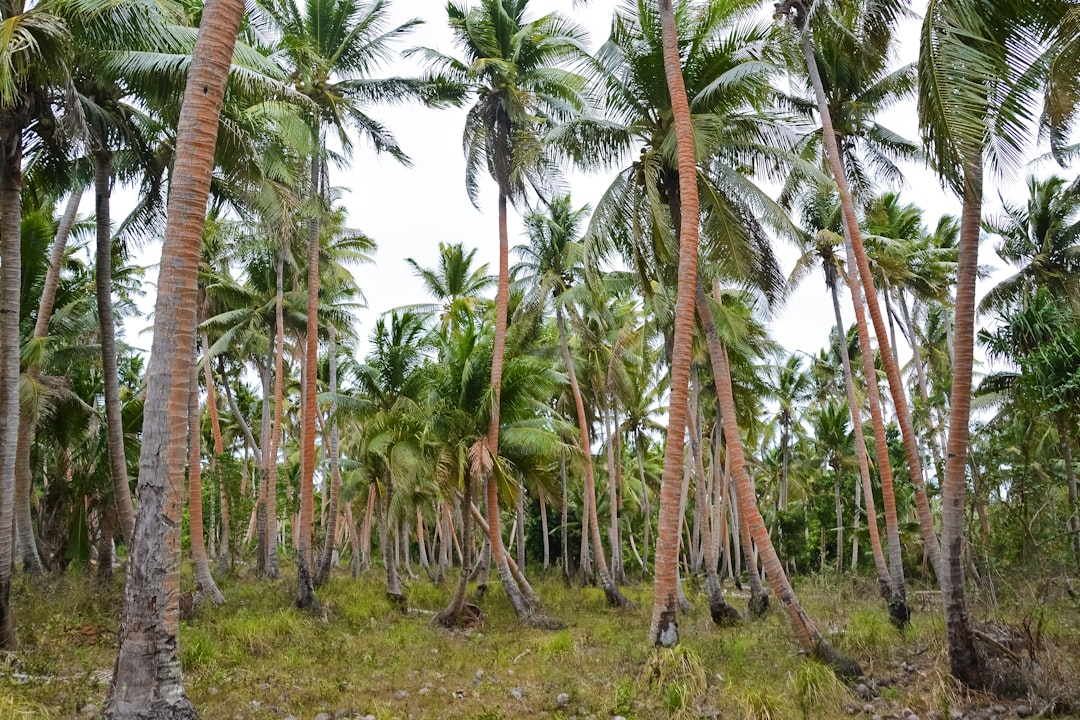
[649,0,700,647]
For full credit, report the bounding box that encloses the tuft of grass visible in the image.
[638,647,707,720]
[737,687,785,720]
[844,607,901,658]
[789,659,846,720]
[541,629,573,658]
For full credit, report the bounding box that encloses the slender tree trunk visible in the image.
[315,327,342,588]
[688,377,737,624]
[201,333,230,576]
[435,474,474,627]
[649,0,701,647]
[637,438,651,574]
[833,466,843,574]
[187,339,224,605]
[362,486,375,571]
[940,160,987,689]
[605,406,625,585]
[0,118,19,650]
[1060,419,1080,571]
[265,251,285,580]
[296,156,321,610]
[539,488,550,571]
[899,293,947,484]
[94,150,136,555]
[13,190,83,581]
[791,18,940,578]
[106,1,245,712]
[515,481,526,572]
[345,502,361,578]
[379,481,404,609]
[561,454,571,584]
[557,308,627,606]
[829,275,890,596]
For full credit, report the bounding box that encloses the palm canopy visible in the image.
[409,0,590,206]
[405,242,495,330]
[980,175,1080,314]
[779,0,919,203]
[257,0,426,159]
[577,0,799,313]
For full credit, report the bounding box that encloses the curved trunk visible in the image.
[941,161,987,688]
[315,327,342,588]
[649,0,701,648]
[105,1,244,713]
[557,309,627,606]
[828,275,890,595]
[486,190,534,620]
[699,281,860,676]
[434,474,474,626]
[13,190,83,579]
[201,332,230,576]
[797,27,940,578]
[95,150,136,554]
[187,339,224,604]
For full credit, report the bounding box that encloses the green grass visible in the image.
[2,564,1078,719]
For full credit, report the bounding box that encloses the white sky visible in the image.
[119,0,1065,376]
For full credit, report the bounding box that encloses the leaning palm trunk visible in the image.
[557,308,628,607]
[828,273,890,595]
[699,282,859,675]
[648,0,701,648]
[94,150,137,553]
[784,6,940,579]
[434,473,475,627]
[698,281,768,617]
[105,0,245,713]
[187,340,224,605]
[13,191,83,579]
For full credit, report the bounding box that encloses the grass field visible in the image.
[2,564,1078,719]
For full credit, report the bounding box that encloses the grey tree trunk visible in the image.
[187,338,224,604]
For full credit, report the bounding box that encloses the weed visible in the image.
[737,687,784,720]
[844,607,901,658]
[638,647,707,720]
[789,659,846,720]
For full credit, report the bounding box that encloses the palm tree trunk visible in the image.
[94,150,136,554]
[105,1,245,712]
[435,474,474,627]
[698,281,860,676]
[315,327,342,588]
[13,190,84,580]
[636,438,651,575]
[557,308,627,607]
[688,376,737,624]
[940,160,987,688]
[297,155,321,609]
[265,252,285,579]
[829,274,890,596]
[793,20,940,578]
[649,0,702,648]
[0,120,21,649]
[201,332,230,575]
[1059,419,1080,571]
[187,338,224,605]
[561,454,571,584]
[485,189,534,620]
[378,482,404,609]
[362,486,375,571]
[539,488,550,571]
[605,405,625,584]
[898,292,947,482]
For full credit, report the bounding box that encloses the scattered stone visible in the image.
[864,704,875,714]
[1016,705,1032,718]
[418,688,430,696]
[80,705,99,716]
[557,693,571,707]
[991,707,1006,715]
[614,716,628,720]
[475,669,485,683]
[364,715,377,720]
[334,712,348,719]
[926,713,939,720]
[846,706,859,715]
[250,700,261,708]
[856,684,875,701]
[510,687,524,700]
[901,709,915,718]
[314,713,331,720]
[283,716,298,720]
[506,669,514,676]
[948,710,962,720]
[208,687,219,696]
[393,690,410,700]
[872,715,882,720]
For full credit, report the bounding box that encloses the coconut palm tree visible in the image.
[918,0,1072,690]
[104,0,248,714]
[414,0,589,623]
[406,242,495,334]
[776,0,940,591]
[514,195,629,606]
[255,0,423,606]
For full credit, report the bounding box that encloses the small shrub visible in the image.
[638,647,707,720]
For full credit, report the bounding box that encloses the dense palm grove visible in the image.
[0,0,1078,716]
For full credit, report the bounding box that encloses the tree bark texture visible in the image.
[187,340,224,605]
[105,0,245,714]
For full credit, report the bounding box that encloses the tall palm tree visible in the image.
[256,0,422,606]
[918,0,1070,690]
[406,242,495,333]
[0,0,71,648]
[514,195,629,606]
[104,0,247,714]
[414,0,588,623]
[776,0,941,590]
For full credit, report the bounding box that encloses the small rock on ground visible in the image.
[393,690,410,700]
[557,693,570,707]
[315,713,331,720]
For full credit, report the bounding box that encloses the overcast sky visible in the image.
[121,0,1062,375]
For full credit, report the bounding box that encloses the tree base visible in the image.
[748,590,769,619]
[106,695,200,720]
[889,598,911,629]
[387,592,407,614]
[709,597,741,627]
[524,613,566,630]
[433,602,484,630]
[295,561,317,610]
[603,584,631,609]
[814,639,863,679]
